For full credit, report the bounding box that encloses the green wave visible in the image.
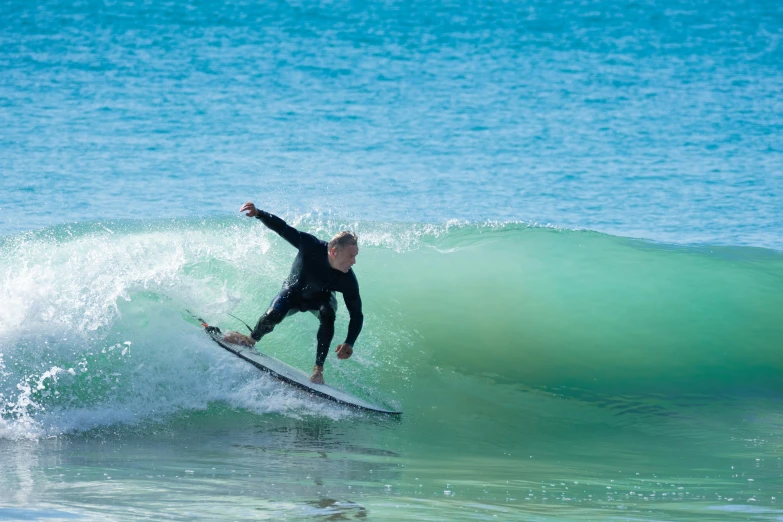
[383,226,783,396]
[2,217,782,436]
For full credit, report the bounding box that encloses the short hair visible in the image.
[328,231,358,251]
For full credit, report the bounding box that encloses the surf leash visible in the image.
[226,312,253,334]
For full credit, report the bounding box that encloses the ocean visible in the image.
[1,0,782,520]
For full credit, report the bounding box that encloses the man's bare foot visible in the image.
[309,365,325,385]
[223,331,255,347]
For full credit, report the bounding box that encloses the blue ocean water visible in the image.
[1,0,782,247]
[2,1,783,520]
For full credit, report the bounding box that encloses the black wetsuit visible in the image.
[250,211,363,366]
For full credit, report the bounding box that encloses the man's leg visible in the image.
[251,289,296,342]
[315,301,336,367]
[308,293,337,384]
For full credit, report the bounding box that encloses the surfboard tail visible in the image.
[185,309,222,335]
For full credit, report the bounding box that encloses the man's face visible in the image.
[330,244,359,273]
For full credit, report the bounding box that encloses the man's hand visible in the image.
[240,202,259,218]
[335,343,353,360]
[223,331,256,347]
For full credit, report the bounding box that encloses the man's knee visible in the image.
[264,305,287,324]
[318,303,336,324]
[264,291,295,324]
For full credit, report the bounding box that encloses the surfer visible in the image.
[222,202,363,385]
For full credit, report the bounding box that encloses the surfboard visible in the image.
[199,321,401,415]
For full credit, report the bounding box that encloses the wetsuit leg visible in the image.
[251,289,295,342]
[313,293,338,367]
[315,302,336,367]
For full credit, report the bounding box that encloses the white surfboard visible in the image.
[203,325,401,415]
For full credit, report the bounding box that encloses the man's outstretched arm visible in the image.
[240,201,304,249]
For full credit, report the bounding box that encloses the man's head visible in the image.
[327,231,359,273]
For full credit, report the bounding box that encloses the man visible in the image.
[222,202,363,385]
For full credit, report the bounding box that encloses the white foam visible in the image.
[0,222,363,439]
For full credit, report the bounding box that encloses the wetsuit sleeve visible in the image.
[343,274,364,346]
[255,210,306,249]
